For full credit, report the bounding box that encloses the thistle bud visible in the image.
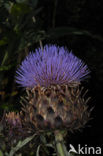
[5,112,22,128]
[4,112,25,145]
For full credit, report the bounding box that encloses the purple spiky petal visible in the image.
[16,45,90,88]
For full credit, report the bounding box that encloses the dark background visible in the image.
[0,0,103,153]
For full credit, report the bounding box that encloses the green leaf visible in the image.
[9,134,36,156]
[45,144,54,149]
[47,27,84,38]
[0,37,8,46]
[0,150,3,156]
[40,135,47,144]
[4,2,13,12]
[36,145,41,156]
[10,3,31,16]
[0,65,14,71]
[1,51,8,66]
[47,27,103,42]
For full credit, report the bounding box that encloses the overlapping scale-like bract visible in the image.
[21,85,90,132]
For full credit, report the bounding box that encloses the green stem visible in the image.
[54,130,68,156]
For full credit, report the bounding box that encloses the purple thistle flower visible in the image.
[16,45,90,88]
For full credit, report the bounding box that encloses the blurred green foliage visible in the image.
[0,0,45,112]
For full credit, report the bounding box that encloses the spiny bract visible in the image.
[21,85,91,132]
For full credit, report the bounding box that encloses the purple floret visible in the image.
[15,45,90,88]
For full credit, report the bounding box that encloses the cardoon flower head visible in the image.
[14,44,91,133]
[16,45,90,88]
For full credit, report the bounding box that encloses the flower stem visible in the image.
[54,130,68,156]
